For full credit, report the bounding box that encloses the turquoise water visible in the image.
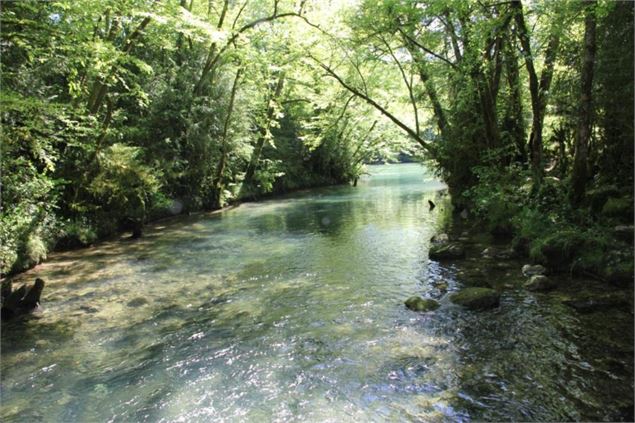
[1,164,632,422]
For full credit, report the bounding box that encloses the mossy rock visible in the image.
[530,229,585,269]
[450,287,500,310]
[601,197,634,222]
[587,185,620,214]
[429,243,465,260]
[404,296,440,312]
[524,275,556,291]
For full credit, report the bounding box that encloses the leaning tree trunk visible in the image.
[571,1,597,205]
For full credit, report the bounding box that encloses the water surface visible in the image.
[1,164,632,422]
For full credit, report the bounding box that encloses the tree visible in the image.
[570,1,597,205]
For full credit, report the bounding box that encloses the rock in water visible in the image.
[482,247,517,260]
[428,200,436,211]
[450,287,500,310]
[429,243,465,260]
[524,275,556,291]
[562,292,630,313]
[522,264,546,277]
[430,233,449,244]
[405,296,440,312]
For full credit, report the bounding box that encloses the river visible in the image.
[1,164,632,422]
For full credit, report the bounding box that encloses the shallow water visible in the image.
[1,163,633,422]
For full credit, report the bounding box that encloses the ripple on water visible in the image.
[1,164,632,422]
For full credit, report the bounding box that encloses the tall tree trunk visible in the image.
[571,2,597,205]
[404,40,448,139]
[512,1,560,178]
[210,67,243,209]
[504,37,526,162]
[511,0,541,176]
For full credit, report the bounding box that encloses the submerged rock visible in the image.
[127,297,149,307]
[429,243,465,260]
[481,247,516,260]
[450,287,499,310]
[562,292,630,313]
[524,275,556,291]
[522,264,546,277]
[404,296,440,312]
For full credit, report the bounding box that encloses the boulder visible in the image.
[429,243,465,260]
[450,287,500,310]
[524,275,556,291]
[522,264,546,277]
[405,296,440,312]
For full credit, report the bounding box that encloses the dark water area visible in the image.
[1,164,633,422]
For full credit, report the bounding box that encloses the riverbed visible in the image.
[1,164,632,422]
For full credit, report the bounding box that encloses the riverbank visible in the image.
[1,177,352,280]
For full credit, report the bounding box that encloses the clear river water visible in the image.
[1,164,633,422]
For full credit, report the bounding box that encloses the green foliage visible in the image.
[89,143,162,223]
[601,197,634,221]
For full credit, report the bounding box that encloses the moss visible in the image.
[11,234,48,274]
[450,287,499,310]
[404,296,440,312]
[530,229,586,268]
[601,197,634,221]
[55,221,97,250]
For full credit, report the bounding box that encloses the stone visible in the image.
[613,225,634,243]
[127,297,149,307]
[79,305,99,313]
[524,275,556,291]
[522,264,546,277]
[405,296,440,312]
[436,282,449,291]
[429,243,465,260]
[431,233,449,244]
[450,287,500,310]
[562,292,630,313]
[482,247,517,260]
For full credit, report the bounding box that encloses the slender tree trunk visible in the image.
[210,67,243,209]
[512,1,560,179]
[505,37,526,162]
[512,0,541,175]
[241,72,286,193]
[403,39,448,139]
[571,2,597,205]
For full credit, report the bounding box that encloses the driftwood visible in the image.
[1,278,45,320]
